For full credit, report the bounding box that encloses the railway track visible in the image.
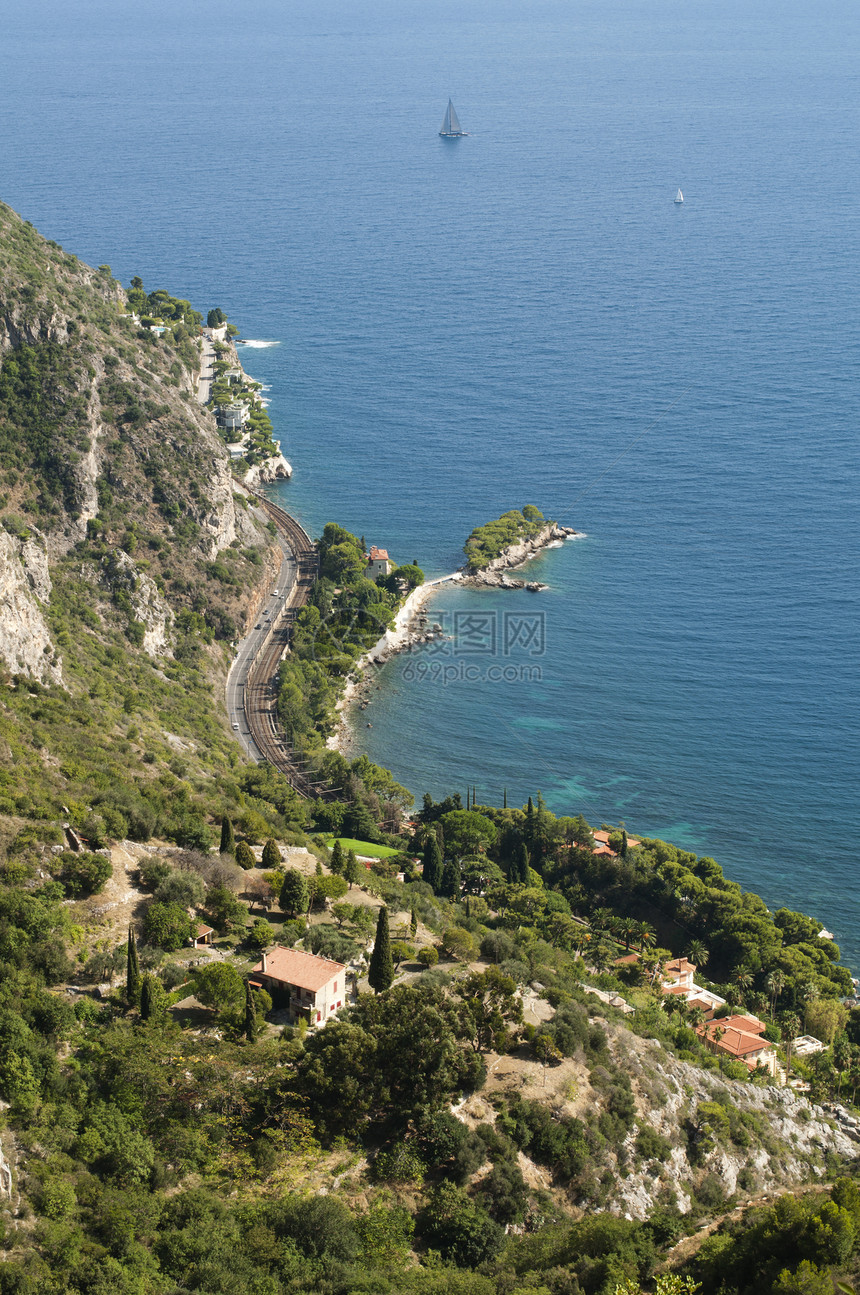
[242,492,329,798]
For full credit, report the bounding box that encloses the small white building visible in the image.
[249,946,346,1027]
[365,546,392,580]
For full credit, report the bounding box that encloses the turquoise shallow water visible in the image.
[1,0,859,962]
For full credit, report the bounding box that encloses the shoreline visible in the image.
[327,522,582,754]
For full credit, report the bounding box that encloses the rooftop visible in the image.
[252,946,345,992]
[697,1018,773,1058]
[664,957,696,977]
[367,546,389,561]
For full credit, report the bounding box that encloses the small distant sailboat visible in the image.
[674,188,684,204]
[439,98,468,138]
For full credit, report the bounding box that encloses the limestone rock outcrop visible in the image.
[0,529,61,683]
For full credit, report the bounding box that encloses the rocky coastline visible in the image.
[328,520,582,752]
[460,521,581,590]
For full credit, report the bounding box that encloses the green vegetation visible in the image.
[3,199,860,1295]
[464,504,548,570]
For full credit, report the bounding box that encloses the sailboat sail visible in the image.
[440,98,466,137]
[674,188,684,203]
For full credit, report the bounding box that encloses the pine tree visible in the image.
[126,924,141,1005]
[441,856,461,899]
[410,907,418,938]
[423,836,443,892]
[235,839,255,869]
[244,980,257,1042]
[279,868,309,916]
[219,816,235,856]
[330,840,345,875]
[315,859,323,877]
[368,906,393,994]
[345,850,360,888]
[262,838,281,870]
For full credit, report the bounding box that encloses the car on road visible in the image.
[255,623,261,629]
[232,722,240,730]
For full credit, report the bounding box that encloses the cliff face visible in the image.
[0,199,269,681]
[0,528,61,684]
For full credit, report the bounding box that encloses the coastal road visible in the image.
[225,493,326,797]
[197,335,215,405]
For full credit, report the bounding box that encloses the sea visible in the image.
[2,0,859,966]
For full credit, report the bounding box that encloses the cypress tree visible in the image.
[139,973,154,1021]
[219,816,235,856]
[368,906,393,994]
[441,856,461,899]
[620,829,629,859]
[410,907,418,938]
[515,842,530,885]
[315,859,323,877]
[503,787,507,809]
[244,980,257,1042]
[126,924,141,1005]
[235,840,255,869]
[279,868,309,916]
[330,839,345,875]
[423,836,443,892]
[435,821,445,851]
[345,850,360,888]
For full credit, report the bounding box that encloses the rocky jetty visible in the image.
[460,521,579,589]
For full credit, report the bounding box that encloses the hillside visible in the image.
[0,201,298,847]
[3,203,860,1295]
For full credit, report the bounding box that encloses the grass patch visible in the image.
[323,836,400,859]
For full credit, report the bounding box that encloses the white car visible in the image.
[232,722,240,730]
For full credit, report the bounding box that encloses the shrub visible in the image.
[58,850,112,897]
[635,1124,673,1162]
[235,840,255,869]
[417,947,439,969]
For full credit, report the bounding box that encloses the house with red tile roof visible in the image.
[365,546,392,579]
[592,830,641,858]
[250,946,346,1027]
[696,1016,777,1075]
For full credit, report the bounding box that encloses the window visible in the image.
[337,1001,341,1009]
[317,1012,321,1022]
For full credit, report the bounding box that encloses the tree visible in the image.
[193,962,245,1017]
[329,840,345,875]
[244,980,257,1041]
[391,941,414,971]
[368,907,393,994]
[219,816,235,856]
[58,850,112,897]
[512,841,530,885]
[235,839,255,869]
[345,850,360,888]
[126,925,141,1005]
[279,868,309,916]
[442,927,478,962]
[687,938,709,970]
[143,901,195,951]
[139,973,166,1023]
[441,855,462,899]
[422,835,443,892]
[410,907,418,938]
[261,839,282,870]
[154,870,205,909]
[207,307,226,328]
[314,874,349,903]
[458,966,523,1053]
[440,810,498,857]
[207,884,247,934]
[418,947,439,969]
[248,918,275,950]
[767,969,787,1016]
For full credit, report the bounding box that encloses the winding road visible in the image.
[225,492,327,797]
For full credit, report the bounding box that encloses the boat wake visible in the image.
[237,339,282,348]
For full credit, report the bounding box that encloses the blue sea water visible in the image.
[1,0,859,963]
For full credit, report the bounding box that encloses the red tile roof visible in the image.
[697,1020,772,1059]
[664,957,696,977]
[252,946,345,992]
[367,547,389,561]
[196,923,214,938]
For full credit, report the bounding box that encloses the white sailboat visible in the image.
[439,99,468,138]
[674,188,684,204]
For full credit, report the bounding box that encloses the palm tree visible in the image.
[619,917,638,952]
[782,1011,801,1076]
[687,939,708,970]
[688,1005,706,1033]
[637,922,656,953]
[766,969,786,1018]
[733,967,753,1007]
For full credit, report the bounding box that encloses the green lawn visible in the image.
[323,836,401,859]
